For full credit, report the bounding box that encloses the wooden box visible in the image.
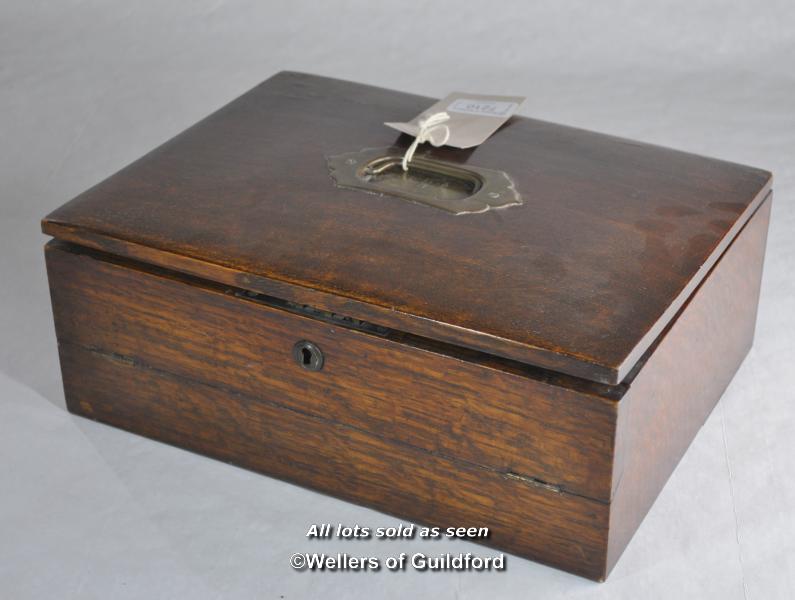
[42,72,772,580]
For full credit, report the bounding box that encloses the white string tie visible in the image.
[401,111,451,171]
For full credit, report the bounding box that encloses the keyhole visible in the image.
[300,347,312,366]
[292,340,324,371]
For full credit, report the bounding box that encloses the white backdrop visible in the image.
[1,1,794,598]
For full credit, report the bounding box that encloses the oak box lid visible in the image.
[42,72,772,385]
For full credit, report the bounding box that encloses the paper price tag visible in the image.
[385,92,525,150]
[446,98,520,118]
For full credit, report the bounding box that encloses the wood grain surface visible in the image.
[41,72,773,579]
[58,344,610,580]
[44,196,770,580]
[606,197,771,572]
[45,241,619,502]
[41,71,772,384]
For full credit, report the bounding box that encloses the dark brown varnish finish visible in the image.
[46,242,618,502]
[42,73,772,580]
[607,198,771,566]
[58,346,609,578]
[42,71,772,385]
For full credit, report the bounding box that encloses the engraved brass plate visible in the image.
[327,147,522,215]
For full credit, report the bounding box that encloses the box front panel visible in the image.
[45,242,613,579]
[44,242,618,503]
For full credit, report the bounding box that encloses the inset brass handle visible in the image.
[327,147,522,215]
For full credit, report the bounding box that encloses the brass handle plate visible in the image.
[327,146,522,215]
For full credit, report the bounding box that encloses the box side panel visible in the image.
[43,241,618,502]
[606,195,772,574]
